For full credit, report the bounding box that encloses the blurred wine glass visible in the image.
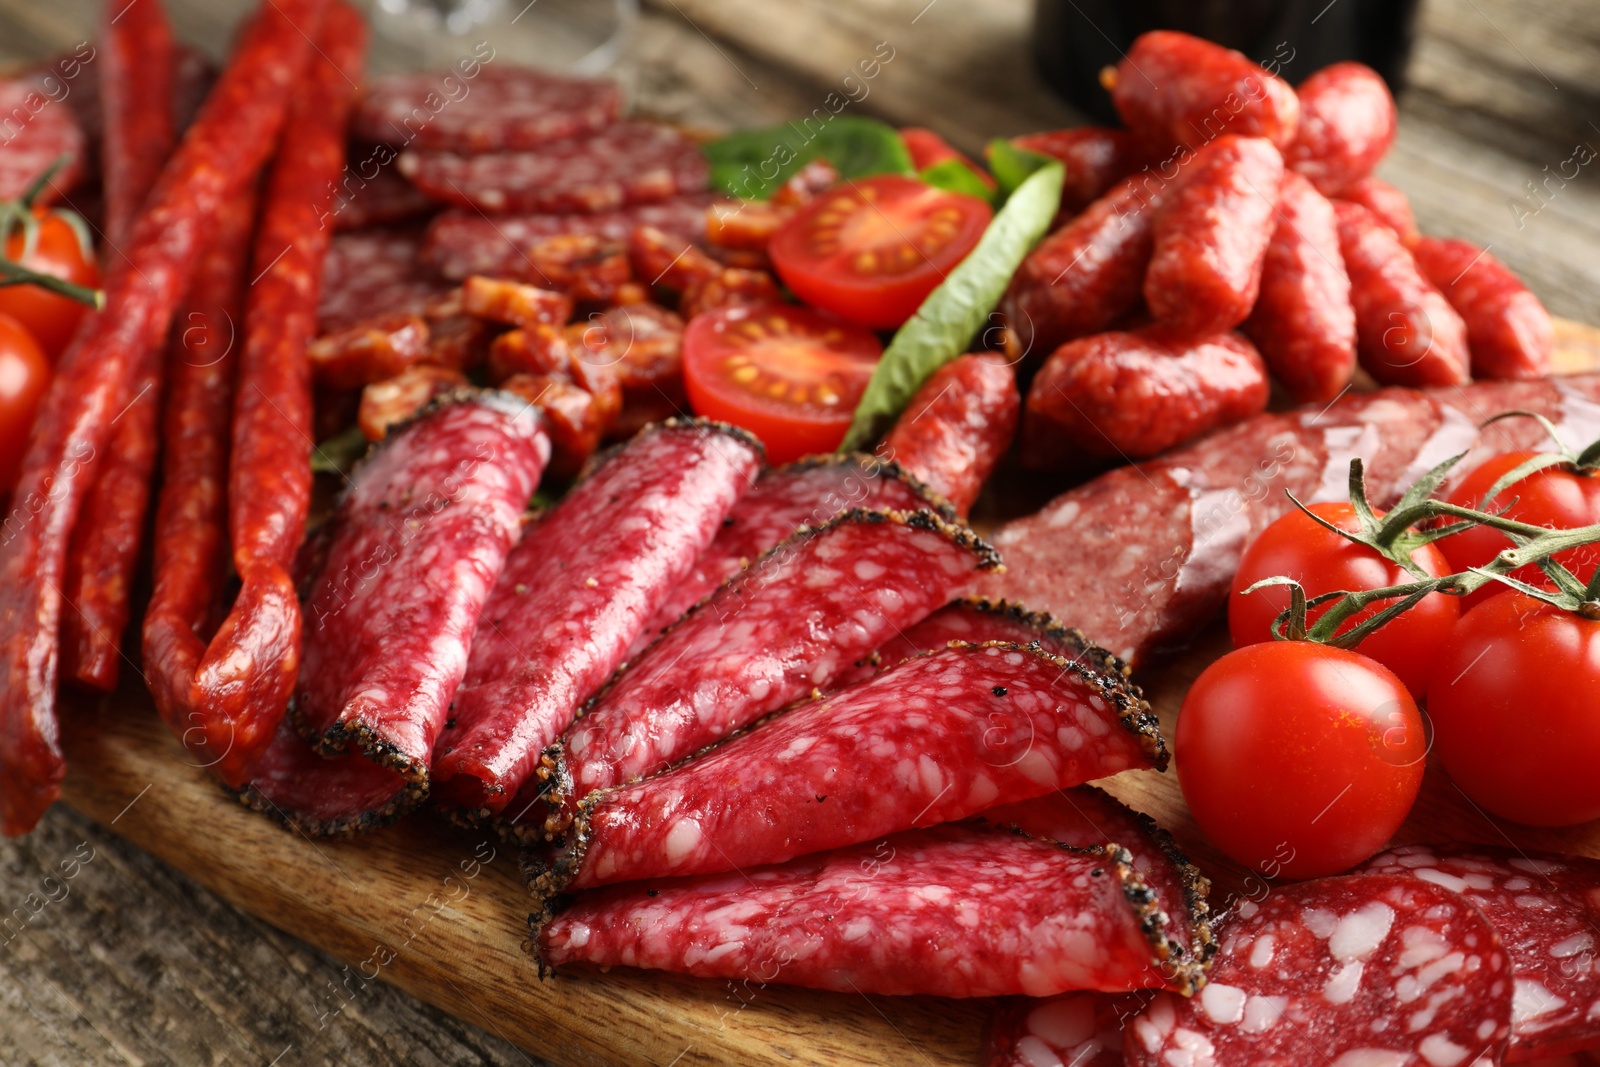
[365,0,639,74]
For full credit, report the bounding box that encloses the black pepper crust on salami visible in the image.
[525,639,1166,902]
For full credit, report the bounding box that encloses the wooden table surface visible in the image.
[1,0,1597,1063]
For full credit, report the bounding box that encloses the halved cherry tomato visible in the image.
[768,175,992,329]
[1428,593,1600,826]
[1437,450,1600,611]
[1228,501,1459,698]
[681,303,882,463]
[1177,641,1424,879]
[0,311,52,495]
[1,209,100,360]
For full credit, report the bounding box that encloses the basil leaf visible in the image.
[839,161,1065,452]
[702,115,914,200]
[311,425,369,477]
[985,138,1058,202]
[918,158,997,204]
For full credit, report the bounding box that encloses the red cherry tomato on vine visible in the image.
[1437,450,1600,611]
[682,303,882,463]
[1427,592,1600,826]
[0,312,52,494]
[1177,641,1425,879]
[1228,501,1459,698]
[0,209,99,360]
[768,174,992,329]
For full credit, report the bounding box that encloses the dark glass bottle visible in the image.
[1033,0,1421,122]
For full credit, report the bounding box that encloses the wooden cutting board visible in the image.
[57,317,1600,1067]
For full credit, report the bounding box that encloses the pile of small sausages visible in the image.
[1003,30,1554,468]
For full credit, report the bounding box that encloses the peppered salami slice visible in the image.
[536,824,1188,998]
[431,420,763,819]
[318,227,452,332]
[531,642,1165,895]
[1124,874,1512,1067]
[636,454,954,649]
[1361,844,1600,1061]
[239,719,410,837]
[0,78,87,203]
[419,194,717,281]
[353,67,622,153]
[548,509,1003,817]
[987,993,1148,1067]
[397,122,709,215]
[291,394,549,818]
[330,156,437,231]
[979,376,1600,666]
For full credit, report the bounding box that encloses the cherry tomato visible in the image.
[768,175,992,329]
[1428,593,1600,826]
[0,210,100,360]
[1177,641,1425,879]
[898,127,996,191]
[0,312,52,495]
[1437,450,1600,611]
[1228,501,1459,698]
[681,303,882,463]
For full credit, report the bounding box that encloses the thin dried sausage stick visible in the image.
[881,354,1019,518]
[0,0,329,837]
[1411,236,1554,381]
[58,0,180,691]
[188,1,366,789]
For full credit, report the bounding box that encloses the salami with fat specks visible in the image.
[1125,875,1512,1067]
[0,78,86,204]
[397,122,709,215]
[983,375,1600,666]
[318,227,452,333]
[530,642,1164,895]
[987,993,1146,1067]
[548,509,1004,815]
[353,67,622,154]
[536,824,1189,998]
[637,454,953,649]
[432,420,762,819]
[420,195,717,281]
[330,159,436,231]
[1361,844,1600,1061]
[0,0,329,836]
[239,719,411,836]
[291,394,549,818]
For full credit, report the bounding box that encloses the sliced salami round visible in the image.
[397,122,709,215]
[353,67,622,153]
[0,78,87,203]
[1125,874,1513,1067]
[330,156,437,231]
[239,719,411,837]
[318,227,452,333]
[987,992,1146,1067]
[1361,844,1600,1061]
[419,194,717,281]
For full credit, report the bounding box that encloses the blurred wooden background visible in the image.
[1,0,1597,1063]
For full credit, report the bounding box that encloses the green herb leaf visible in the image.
[311,425,369,477]
[984,138,1058,202]
[917,158,996,203]
[701,116,914,200]
[838,160,1064,452]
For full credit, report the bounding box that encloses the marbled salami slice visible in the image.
[1361,844,1600,1061]
[397,122,709,215]
[536,824,1187,998]
[317,227,452,332]
[432,420,763,818]
[986,993,1146,1067]
[239,719,411,837]
[636,454,953,651]
[0,78,87,203]
[1125,874,1513,1067]
[291,394,549,816]
[548,509,1003,814]
[978,376,1600,665]
[531,642,1165,895]
[420,194,717,281]
[330,156,436,231]
[353,67,622,154]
